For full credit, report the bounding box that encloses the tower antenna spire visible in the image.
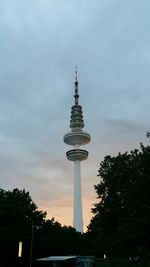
[74,66,79,105]
[75,66,78,81]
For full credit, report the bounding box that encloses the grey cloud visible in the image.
[0,0,150,227]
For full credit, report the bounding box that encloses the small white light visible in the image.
[18,241,22,257]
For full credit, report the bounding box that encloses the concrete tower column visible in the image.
[74,160,82,232]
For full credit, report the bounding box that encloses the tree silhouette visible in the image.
[87,144,150,257]
[0,188,46,266]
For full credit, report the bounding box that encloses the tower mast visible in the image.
[64,69,91,233]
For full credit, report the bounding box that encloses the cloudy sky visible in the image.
[0,0,150,231]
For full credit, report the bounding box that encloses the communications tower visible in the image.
[64,69,91,233]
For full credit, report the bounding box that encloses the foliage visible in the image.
[0,188,88,267]
[87,144,150,257]
[34,218,88,258]
[0,188,46,266]
[0,188,46,240]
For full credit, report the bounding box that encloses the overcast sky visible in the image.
[0,0,150,230]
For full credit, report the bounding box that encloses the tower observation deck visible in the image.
[64,68,91,233]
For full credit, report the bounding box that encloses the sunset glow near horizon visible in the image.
[0,0,150,231]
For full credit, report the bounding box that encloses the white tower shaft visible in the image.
[73,160,83,232]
